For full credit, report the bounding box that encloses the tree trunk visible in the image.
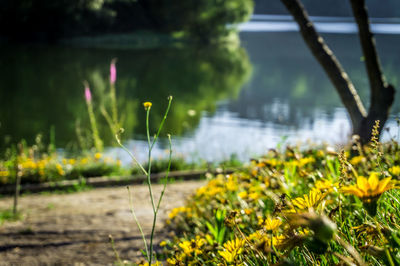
[280,0,395,144]
[349,0,395,142]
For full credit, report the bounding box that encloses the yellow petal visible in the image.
[292,198,306,209]
[342,186,364,198]
[357,176,369,194]
[377,177,392,194]
[368,173,379,191]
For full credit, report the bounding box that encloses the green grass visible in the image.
[0,209,22,225]
[161,137,400,265]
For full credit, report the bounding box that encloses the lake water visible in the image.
[1,15,399,164]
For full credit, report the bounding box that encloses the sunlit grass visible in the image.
[162,126,400,265]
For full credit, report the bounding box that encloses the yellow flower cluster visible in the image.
[164,142,400,264]
[218,238,245,263]
[0,152,122,184]
[168,206,192,220]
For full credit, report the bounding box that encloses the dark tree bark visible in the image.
[280,0,395,143]
[349,0,395,141]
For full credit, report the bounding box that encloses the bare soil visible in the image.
[0,180,205,265]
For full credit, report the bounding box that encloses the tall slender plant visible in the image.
[83,81,103,152]
[116,97,173,264]
[101,59,122,139]
[83,61,173,263]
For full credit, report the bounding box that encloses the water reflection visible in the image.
[1,22,400,162]
[235,31,400,126]
[0,43,252,150]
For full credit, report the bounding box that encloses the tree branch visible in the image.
[280,0,367,130]
[349,0,395,117]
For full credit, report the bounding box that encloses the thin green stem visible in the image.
[145,108,156,264]
[148,135,173,263]
[145,108,156,213]
[110,84,118,125]
[127,186,149,261]
[115,135,147,176]
[109,234,123,265]
[101,105,117,138]
[146,97,173,265]
[87,101,103,151]
[150,97,173,150]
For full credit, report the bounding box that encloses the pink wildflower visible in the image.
[84,81,92,103]
[110,58,117,85]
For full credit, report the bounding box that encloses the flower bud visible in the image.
[310,215,337,242]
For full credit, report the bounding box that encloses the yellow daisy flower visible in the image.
[341,173,398,216]
[314,179,338,193]
[218,238,245,263]
[291,189,326,211]
[259,216,282,232]
[341,173,396,203]
[143,101,152,110]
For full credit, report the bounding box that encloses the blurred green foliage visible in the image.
[0,0,253,42]
[139,0,254,43]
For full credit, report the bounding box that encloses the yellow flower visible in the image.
[0,170,9,177]
[225,177,238,192]
[243,208,253,215]
[248,191,261,201]
[218,238,245,263]
[262,234,286,249]
[94,153,102,160]
[314,179,338,193]
[143,102,152,110]
[389,165,400,176]
[20,159,37,169]
[247,230,263,242]
[168,206,191,219]
[341,173,397,202]
[138,261,162,266]
[166,257,177,265]
[265,158,279,167]
[247,231,286,250]
[298,157,315,167]
[291,189,326,211]
[316,150,325,158]
[350,155,366,165]
[159,241,167,247]
[256,161,266,168]
[341,173,398,216]
[238,191,247,199]
[219,249,236,263]
[56,163,65,176]
[259,216,282,232]
[178,236,205,256]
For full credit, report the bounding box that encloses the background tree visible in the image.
[280,0,395,143]
[0,0,116,41]
[137,0,254,43]
[0,0,254,42]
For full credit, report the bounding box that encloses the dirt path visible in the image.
[0,180,206,265]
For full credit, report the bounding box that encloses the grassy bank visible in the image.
[161,136,400,265]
